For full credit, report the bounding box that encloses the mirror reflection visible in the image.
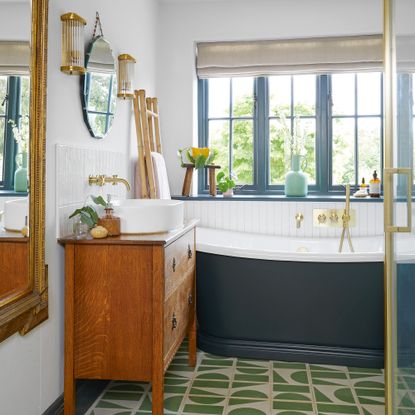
[82,36,117,139]
[0,0,31,301]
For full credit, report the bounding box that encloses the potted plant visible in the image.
[217,171,236,197]
[69,195,107,238]
[177,147,217,169]
[279,113,308,197]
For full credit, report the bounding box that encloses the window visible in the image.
[199,72,384,195]
[0,75,30,191]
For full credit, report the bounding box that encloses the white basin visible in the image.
[115,199,184,234]
[3,198,29,231]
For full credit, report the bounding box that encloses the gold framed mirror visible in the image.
[0,0,48,342]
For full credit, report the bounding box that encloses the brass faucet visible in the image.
[295,213,304,229]
[88,174,131,191]
[339,184,354,253]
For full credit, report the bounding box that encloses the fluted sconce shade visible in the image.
[117,54,136,99]
[60,12,87,75]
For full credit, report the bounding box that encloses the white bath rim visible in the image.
[195,227,415,263]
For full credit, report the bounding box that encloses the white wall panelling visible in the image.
[56,145,127,238]
[183,201,385,237]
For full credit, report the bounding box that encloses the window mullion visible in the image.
[4,76,20,190]
[256,77,266,193]
[198,79,208,193]
[229,80,233,178]
[354,74,359,189]
[317,75,329,194]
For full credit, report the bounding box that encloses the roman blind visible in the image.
[0,41,31,76]
[196,35,383,78]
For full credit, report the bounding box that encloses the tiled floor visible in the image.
[85,340,392,415]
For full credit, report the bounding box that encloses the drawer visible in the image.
[163,271,195,361]
[165,229,195,296]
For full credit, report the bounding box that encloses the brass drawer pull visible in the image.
[172,313,178,329]
[172,257,176,272]
[188,293,193,305]
[187,244,192,259]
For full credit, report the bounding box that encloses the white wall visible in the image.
[0,0,158,413]
[0,2,31,41]
[157,0,383,195]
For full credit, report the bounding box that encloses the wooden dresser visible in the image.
[59,220,198,415]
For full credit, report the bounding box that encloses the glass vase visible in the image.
[284,154,308,197]
[14,151,28,193]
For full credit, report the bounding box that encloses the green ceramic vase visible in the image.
[14,151,28,193]
[284,154,308,197]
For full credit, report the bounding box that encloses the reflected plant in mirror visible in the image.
[82,36,117,139]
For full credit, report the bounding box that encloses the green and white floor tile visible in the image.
[84,340,414,415]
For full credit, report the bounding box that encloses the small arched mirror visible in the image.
[81,36,117,139]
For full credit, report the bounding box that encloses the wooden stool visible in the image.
[181,164,221,197]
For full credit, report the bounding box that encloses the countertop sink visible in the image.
[115,199,184,234]
[2,198,28,232]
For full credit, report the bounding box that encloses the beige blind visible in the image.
[397,35,415,72]
[196,35,383,78]
[0,41,30,76]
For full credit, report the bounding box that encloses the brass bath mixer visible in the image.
[339,184,354,253]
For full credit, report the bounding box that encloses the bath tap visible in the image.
[295,213,304,229]
[88,174,131,191]
[339,184,354,253]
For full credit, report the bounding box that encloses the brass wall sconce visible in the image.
[60,12,87,75]
[117,54,136,99]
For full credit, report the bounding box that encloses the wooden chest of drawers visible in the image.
[59,220,198,415]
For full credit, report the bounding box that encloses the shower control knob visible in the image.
[172,257,176,272]
[172,313,178,329]
[330,211,339,223]
[318,213,327,224]
[187,244,192,259]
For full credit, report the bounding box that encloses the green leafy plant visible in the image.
[177,147,217,169]
[69,195,107,229]
[217,171,236,193]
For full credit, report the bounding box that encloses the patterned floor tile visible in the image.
[226,399,270,414]
[84,344,387,415]
[273,369,310,385]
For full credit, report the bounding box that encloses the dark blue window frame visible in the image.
[198,74,385,196]
[0,76,24,191]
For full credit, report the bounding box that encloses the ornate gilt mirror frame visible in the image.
[0,0,48,342]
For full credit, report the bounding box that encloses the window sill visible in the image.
[0,190,28,197]
[172,194,385,203]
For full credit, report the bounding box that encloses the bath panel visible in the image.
[196,251,384,368]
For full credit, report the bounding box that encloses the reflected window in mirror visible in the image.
[0,75,30,191]
[84,71,116,138]
[82,36,117,139]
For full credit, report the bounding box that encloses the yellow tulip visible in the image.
[192,147,210,158]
